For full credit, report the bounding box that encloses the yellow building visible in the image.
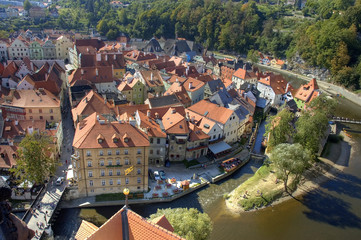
[55,35,73,62]
[2,89,61,123]
[72,113,150,197]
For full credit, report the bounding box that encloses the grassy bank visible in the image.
[226,164,290,211]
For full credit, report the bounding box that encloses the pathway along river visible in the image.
[54,98,361,239]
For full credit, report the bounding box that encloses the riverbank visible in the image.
[226,132,352,213]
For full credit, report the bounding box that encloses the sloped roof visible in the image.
[75,220,99,240]
[151,215,174,233]
[188,123,210,141]
[72,90,113,121]
[139,70,164,88]
[3,89,60,108]
[2,119,46,140]
[2,61,18,77]
[183,77,205,92]
[294,78,319,102]
[161,108,189,134]
[258,74,293,95]
[187,100,234,124]
[68,66,114,86]
[73,112,149,149]
[0,145,18,169]
[233,68,257,80]
[147,95,183,109]
[80,207,185,240]
[137,110,166,138]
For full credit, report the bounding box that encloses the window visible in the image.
[157,138,160,144]
[156,150,160,155]
[29,116,33,120]
[49,109,53,113]
[109,179,113,185]
[101,170,105,176]
[125,159,129,165]
[150,150,153,154]
[137,169,141,175]
[137,158,141,164]
[86,151,91,156]
[39,116,43,120]
[87,161,92,167]
[108,150,112,155]
[126,178,129,184]
[29,109,32,113]
[137,149,141,154]
[117,169,121,176]
[137,177,141,184]
[179,146,182,150]
[101,180,105,186]
[50,116,54,120]
[116,150,120,155]
[88,171,93,177]
[99,150,103,156]
[124,150,128,155]
[109,170,113,176]
[116,159,120,165]
[150,138,153,143]
[117,179,121,185]
[100,160,104,166]
[39,109,42,113]
[108,161,112,166]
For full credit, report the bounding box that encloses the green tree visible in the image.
[149,208,213,240]
[308,94,337,117]
[331,41,350,74]
[270,143,311,193]
[24,0,32,12]
[265,108,294,151]
[96,19,109,36]
[10,133,56,185]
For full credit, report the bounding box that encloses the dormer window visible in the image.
[98,139,103,143]
[97,134,105,144]
[112,133,120,143]
[124,137,129,143]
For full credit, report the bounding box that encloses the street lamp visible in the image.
[123,188,129,208]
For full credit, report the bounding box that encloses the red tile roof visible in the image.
[233,68,257,80]
[258,74,294,95]
[183,77,205,92]
[139,70,164,88]
[3,89,60,108]
[187,100,234,124]
[72,90,113,121]
[73,112,149,149]
[2,119,46,140]
[68,66,114,86]
[294,78,319,102]
[137,110,166,138]
[0,145,18,169]
[74,220,99,240]
[79,207,185,240]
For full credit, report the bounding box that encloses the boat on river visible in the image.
[220,157,243,173]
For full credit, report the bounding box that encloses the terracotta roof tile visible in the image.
[73,112,149,149]
[0,145,18,169]
[183,77,205,92]
[2,89,60,108]
[75,220,99,240]
[294,78,319,102]
[69,66,114,86]
[258,74,293,95]
[139,70,164,88]
[187,100,234,124]
[233,68,256,80]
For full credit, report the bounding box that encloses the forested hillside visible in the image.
[3,0,361,90]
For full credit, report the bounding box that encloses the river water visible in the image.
[53,80,361,239]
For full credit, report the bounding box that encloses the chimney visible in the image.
[189,82,193,89]
[176,78,179,83]
[96,68,99,76]
[105,54,108,61]
[114,54,116,60]
[285,82,290,93]
[147,110,151,117]
[31,62,34,71]
[186,112,190,121]
[155,112,159,119]
[191,116,195,123]
[129,117,136,127]
[171,109,176,114]
[97,115,100,121]
[87,47,89,53]
[186,67,189,76]
[45,73,48,80]
[81,69,84,75]
[243,64,246,70]
[15,120,18,125]
[151,72,153,81]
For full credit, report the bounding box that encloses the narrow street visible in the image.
[24,91,75,239]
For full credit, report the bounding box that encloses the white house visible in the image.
[257,74,293,106]
[8,37,30,60]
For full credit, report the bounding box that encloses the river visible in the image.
[53,84,361,240]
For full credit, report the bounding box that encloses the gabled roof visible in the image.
[139,70,164,88]
[151,215,174,233]
[2,119,46,140]
[183,77,205,92]
[82,207,184,240]
[117,81,132,91]
[137,110,166,138]
[75,39,105,49]
[294,78,319,103]
[73,112,149,149]
[115,104,149,119]
[258,74,293,95]
[162,107,189,134]
[188,123,210,141]
[147,95,183,109]
[75,220,98,240]
[68,66,114,86]
[187,100,234,125]
[0,145,18,169]
[233,68,257,80]
[3,89,60,108]
[72,90,113,121]
[2,61,18,77]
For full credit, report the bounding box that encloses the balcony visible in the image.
[186,145,208,152]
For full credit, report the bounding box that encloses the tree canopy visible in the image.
[10,133,56,185]
[148,208,213,240]
[24,0,32,12]
[270,143,311,193]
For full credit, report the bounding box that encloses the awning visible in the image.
[67,169,74,180]
[1,176,10,182]
[208,141,232,155]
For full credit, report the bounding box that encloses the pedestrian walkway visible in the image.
[25,100,75,239]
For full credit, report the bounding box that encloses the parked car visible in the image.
[153,171,161,181]
[56,177,65,186]
[159,170,166,180]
